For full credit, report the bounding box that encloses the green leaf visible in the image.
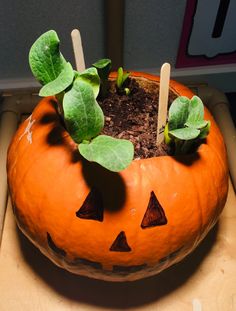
[29,30,67,85]
[169,127,200,140]
[116,67,123,88]
[92,58,111,81]
[79,135,134,172]
[116,67,130,89]
[168,96,190,130]
[167,95,211,154]
[186,119,208,129]
[122,71,130,84]
[63,78,104,143]
[185,96,205,128]
[77,67,100,98]
[93,58,111,69]
[39,62,74,96]
[199,121,211,139]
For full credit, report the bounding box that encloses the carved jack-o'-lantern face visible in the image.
[44,188,168,275]
[76,188,167,250]
[7,73,228,281]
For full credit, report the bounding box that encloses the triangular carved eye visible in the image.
[141,191,167,229]
[110,231,131,252]
[76,188,103,222]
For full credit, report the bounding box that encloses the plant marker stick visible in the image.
[156,63,171,145]
[71,29,85,72]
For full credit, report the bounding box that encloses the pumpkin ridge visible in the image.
[203,146,225,214]
[13,119,77,194]
[13,141,61,193]
[9,114,36,153]
[8,113,55,185]
[206,134,228,173]
[189,166,204,242]
[7,117,38,174]
[204,142,228,188]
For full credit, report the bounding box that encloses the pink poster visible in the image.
[176,0,236,68]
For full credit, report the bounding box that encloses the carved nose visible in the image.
[110,231,131,252]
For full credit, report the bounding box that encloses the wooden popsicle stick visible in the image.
[156,63,171,145]
[71,29,86,72]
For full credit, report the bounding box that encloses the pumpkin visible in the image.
[7,72,228,282]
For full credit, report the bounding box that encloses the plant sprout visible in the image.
[116,67,130,95]
[29,30,134,172]
[164,96,211,155]
[29,30,209,171]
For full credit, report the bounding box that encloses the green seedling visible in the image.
[164,96,211,155]
[116,67,130,95]
[29,30,134,172]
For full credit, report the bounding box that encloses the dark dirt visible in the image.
[99,77,178,159]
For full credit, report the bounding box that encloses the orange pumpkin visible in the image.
[7,72,228,281]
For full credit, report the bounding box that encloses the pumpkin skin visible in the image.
[7,72,228,281]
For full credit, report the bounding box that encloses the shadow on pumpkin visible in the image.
[40,106,127,213]
[172,139,210,166]
[173,150,203,166]
[16,221,219,309]
[39,112,69,146]
[173,150,201,166]
[80,159,127,212]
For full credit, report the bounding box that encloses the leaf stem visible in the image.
[174,139,182,155]
[55,92,65,117]
[180,140,192,154]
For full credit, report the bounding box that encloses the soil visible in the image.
[99,77,178,159]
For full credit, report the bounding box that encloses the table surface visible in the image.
[0,180,236,311]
